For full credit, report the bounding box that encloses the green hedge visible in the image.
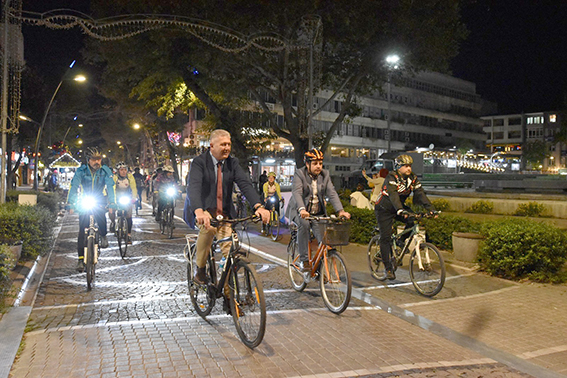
[478,218,567,283]
[0,245,13,301]
[6,190,61,215]
[0,203,56,260]
[421,214,480,250]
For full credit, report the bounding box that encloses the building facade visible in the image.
[482,111,564,171]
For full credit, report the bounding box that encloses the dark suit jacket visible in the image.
[184,150,260,228]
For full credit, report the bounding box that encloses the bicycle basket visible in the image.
[316,220,351,246]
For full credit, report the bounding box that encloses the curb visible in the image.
[0,218,64,378]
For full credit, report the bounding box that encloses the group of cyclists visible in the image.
[66,131,436,280]
[65,147,180,272]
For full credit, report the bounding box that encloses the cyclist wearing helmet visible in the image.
[109,162,138,244]
[154,165,178,222]
[286,148,350,272]
[375,154,435,280]
[261,171,282,234]
[67,147,116,272]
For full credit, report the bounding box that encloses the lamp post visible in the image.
[385,54,400,153]
[32,61,86,190]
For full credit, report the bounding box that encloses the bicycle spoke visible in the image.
[409,242,445,297]
[320,250,351,314]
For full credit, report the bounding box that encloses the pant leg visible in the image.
[196,225,215,268]
[377,209,395,271]
[295,215,322,262]
[95,208,107,237]
[77,213,89,257]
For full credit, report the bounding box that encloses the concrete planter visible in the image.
[1,240,23,270]
[452,232,484,263]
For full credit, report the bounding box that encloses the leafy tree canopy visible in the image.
[87,0,467,166]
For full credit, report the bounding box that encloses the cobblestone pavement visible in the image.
[8,203,565,377]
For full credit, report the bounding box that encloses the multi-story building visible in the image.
[482,111,564,171]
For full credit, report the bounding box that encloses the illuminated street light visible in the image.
[133,123,141,130]
[385,54,401,153]
[33,61,87,190]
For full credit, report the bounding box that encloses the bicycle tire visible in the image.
[270,211,280,241]
[367,235,387,281]
[189,247,215,318]
[167,208,174,239]
[287,240,306,291]
[409,242,445,297]
[319,249,351,314]
[117,216,127,258]
[228,260,266,348]
[86,231,96,290]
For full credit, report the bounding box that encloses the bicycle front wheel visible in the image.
[188,248,215,318]
[409,242,445,297]
[319,249,351,314]
[117,217,127,258]
[228,260,266,349]
[166,208,174,239]
[86,231,96,291]
[367,235,387,281]
[270,211,280,241]
[287,241,306,292]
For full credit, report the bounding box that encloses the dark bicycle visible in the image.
[367,212,445,297]
[159,186,177,239]
[264,196,284,241]
[116,194,134,258]
[185,215,266,349]
[78,195,103,291]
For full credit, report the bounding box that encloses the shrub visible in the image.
[478,218,567,283]
[514,202,547,217]
[431,198,451,212]
[421,214,480,250]
[343,205,375,244]
[466,200,494,214]
[0,245,14,301]
[0,203,56,260]
[6,190,61,215]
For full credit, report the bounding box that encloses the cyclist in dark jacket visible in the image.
[67,147,116,272]
[375,154,435,280]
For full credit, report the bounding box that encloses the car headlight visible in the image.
[166,187,176,197]
[119,196,131,206]
[80,196,96,211]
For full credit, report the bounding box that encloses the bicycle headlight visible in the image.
[80,196,96,211]
[119,195,131,206]
[270,197,276,203]
[166,187,176,197]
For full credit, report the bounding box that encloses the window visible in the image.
[508,130,521,139]
[494,119,504,126]
[508,117,521,125]
[550,114,557,123]
[493,132,504,139]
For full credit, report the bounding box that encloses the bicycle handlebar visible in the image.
[209,214,261,227]
[305,215,349,222]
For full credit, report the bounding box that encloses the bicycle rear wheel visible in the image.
[188,247,215,318]
[367,235,387,281]
[86,231,96,291]
[287,240,306,291]
[319,249,351,314]
[117,216,127,258]
[228,260,266,348]
[409,242,445,297]
[270,211,280,241]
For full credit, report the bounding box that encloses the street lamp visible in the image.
[385,54,400,153]
[32,61,86,190]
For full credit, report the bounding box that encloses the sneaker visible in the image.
[386,269,396,280]
[76,258,85,272]
[127,235,132,245]
[299,260,311,273]
[194,267,207,285]
[109,222,115,233]
[100,235,109,248]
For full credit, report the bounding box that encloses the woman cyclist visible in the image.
[262,172,282,233]
[110,161,138,244]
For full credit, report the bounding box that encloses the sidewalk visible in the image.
[2,208,567,377]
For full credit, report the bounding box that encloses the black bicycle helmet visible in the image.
[85,147,102,159]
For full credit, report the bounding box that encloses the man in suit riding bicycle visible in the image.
[185,129,270,284]
[375,154,436,280]
[285,148,350,272]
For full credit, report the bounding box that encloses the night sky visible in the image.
[21,0,567,116]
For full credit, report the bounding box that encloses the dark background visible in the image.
[21,0,567,115]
